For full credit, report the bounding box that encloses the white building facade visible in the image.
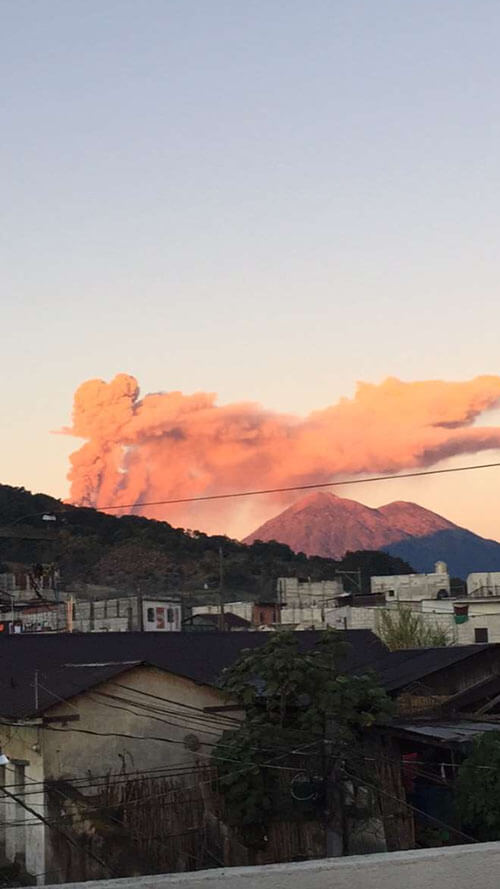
[276,577,344,607]
[370,562,450,602]
[467,572,500,598]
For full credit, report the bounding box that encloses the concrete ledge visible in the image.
[45,842,500,889]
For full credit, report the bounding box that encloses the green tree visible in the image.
[212,630,392,846]
[376,604,453,650]
[456,732,500,841]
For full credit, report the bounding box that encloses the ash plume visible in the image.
[63,373,500,536]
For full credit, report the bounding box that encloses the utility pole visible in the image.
[218,546,225,631]
[137,586,144,632]
[324,718,346,857]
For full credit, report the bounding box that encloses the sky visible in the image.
[2,0,500,540]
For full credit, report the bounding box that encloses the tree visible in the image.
[211,630,392,848]
[456,732,500,840]
[376,604,453,650]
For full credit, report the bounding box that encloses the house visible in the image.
[276,577,344,608]
[0,565,59,598]
[0,629,386,884]
[182,611,251,631]
[370,563,450,602]
[0,595,183,634]
[467,572,500,598]
[367,643,500,847]
[330,595,500,645]
[191,602,281,628]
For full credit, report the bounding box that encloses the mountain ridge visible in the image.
[244,492,500,578]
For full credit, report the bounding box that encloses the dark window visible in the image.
[475,627,489,643]
[387,590,395,597]
[147,608,155,623]
[167,608,174,623]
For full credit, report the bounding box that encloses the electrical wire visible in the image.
[87,691,223,738]
[110,682,240,725]
[0,762,203,793]
[342,763,478,845]
[3,461,500,523]
[91,461,500,510]
[97,687,240,731]
[0,781,117,876]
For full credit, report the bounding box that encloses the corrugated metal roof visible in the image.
[396,720,500,744]
[370,644,494,691]
[0,629,386,719]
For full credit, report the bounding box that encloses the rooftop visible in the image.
[1,631,497,723]
[368,643,497,692]
[0,629,386,720]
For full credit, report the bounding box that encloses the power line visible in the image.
[342,763,477,845]
[0,780,116,876]
[0,763,204,799]
[111,681,240,722]
[3,460,498,525]
[89,460,500,511]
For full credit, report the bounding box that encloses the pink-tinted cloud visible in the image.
[63,373,500,536]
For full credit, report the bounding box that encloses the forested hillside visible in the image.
[0,485,413,599]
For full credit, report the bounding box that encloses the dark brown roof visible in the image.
[186,612,252,629]
[0,629,387,719]
[370,643,496,692]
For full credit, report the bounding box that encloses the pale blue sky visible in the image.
[2,0,500,534]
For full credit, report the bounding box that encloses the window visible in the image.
[167,608,174,623]
[387,590,395,598]
[475,627,489,643]
[147,608,155,623]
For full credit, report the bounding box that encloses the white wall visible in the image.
[371,572,450,602]
[330,600,500,645]
[0,723,46,881]
[42,843,500,889]
[276,578,343,607]
[280,604,326,627]
[467,572,500,596]
[142,600,182,631]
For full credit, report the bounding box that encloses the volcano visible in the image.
[244,492,500,578]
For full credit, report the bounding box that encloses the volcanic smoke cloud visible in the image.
[64,373,500,537]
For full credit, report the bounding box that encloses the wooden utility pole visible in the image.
[324,718,346,857]
[66,597,74,633]
[218,546,225,631]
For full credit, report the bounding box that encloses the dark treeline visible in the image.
[0,485,413,600]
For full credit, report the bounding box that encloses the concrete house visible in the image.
[0,635,228,884]
[0,630,386,884]
[370,563,451,603]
